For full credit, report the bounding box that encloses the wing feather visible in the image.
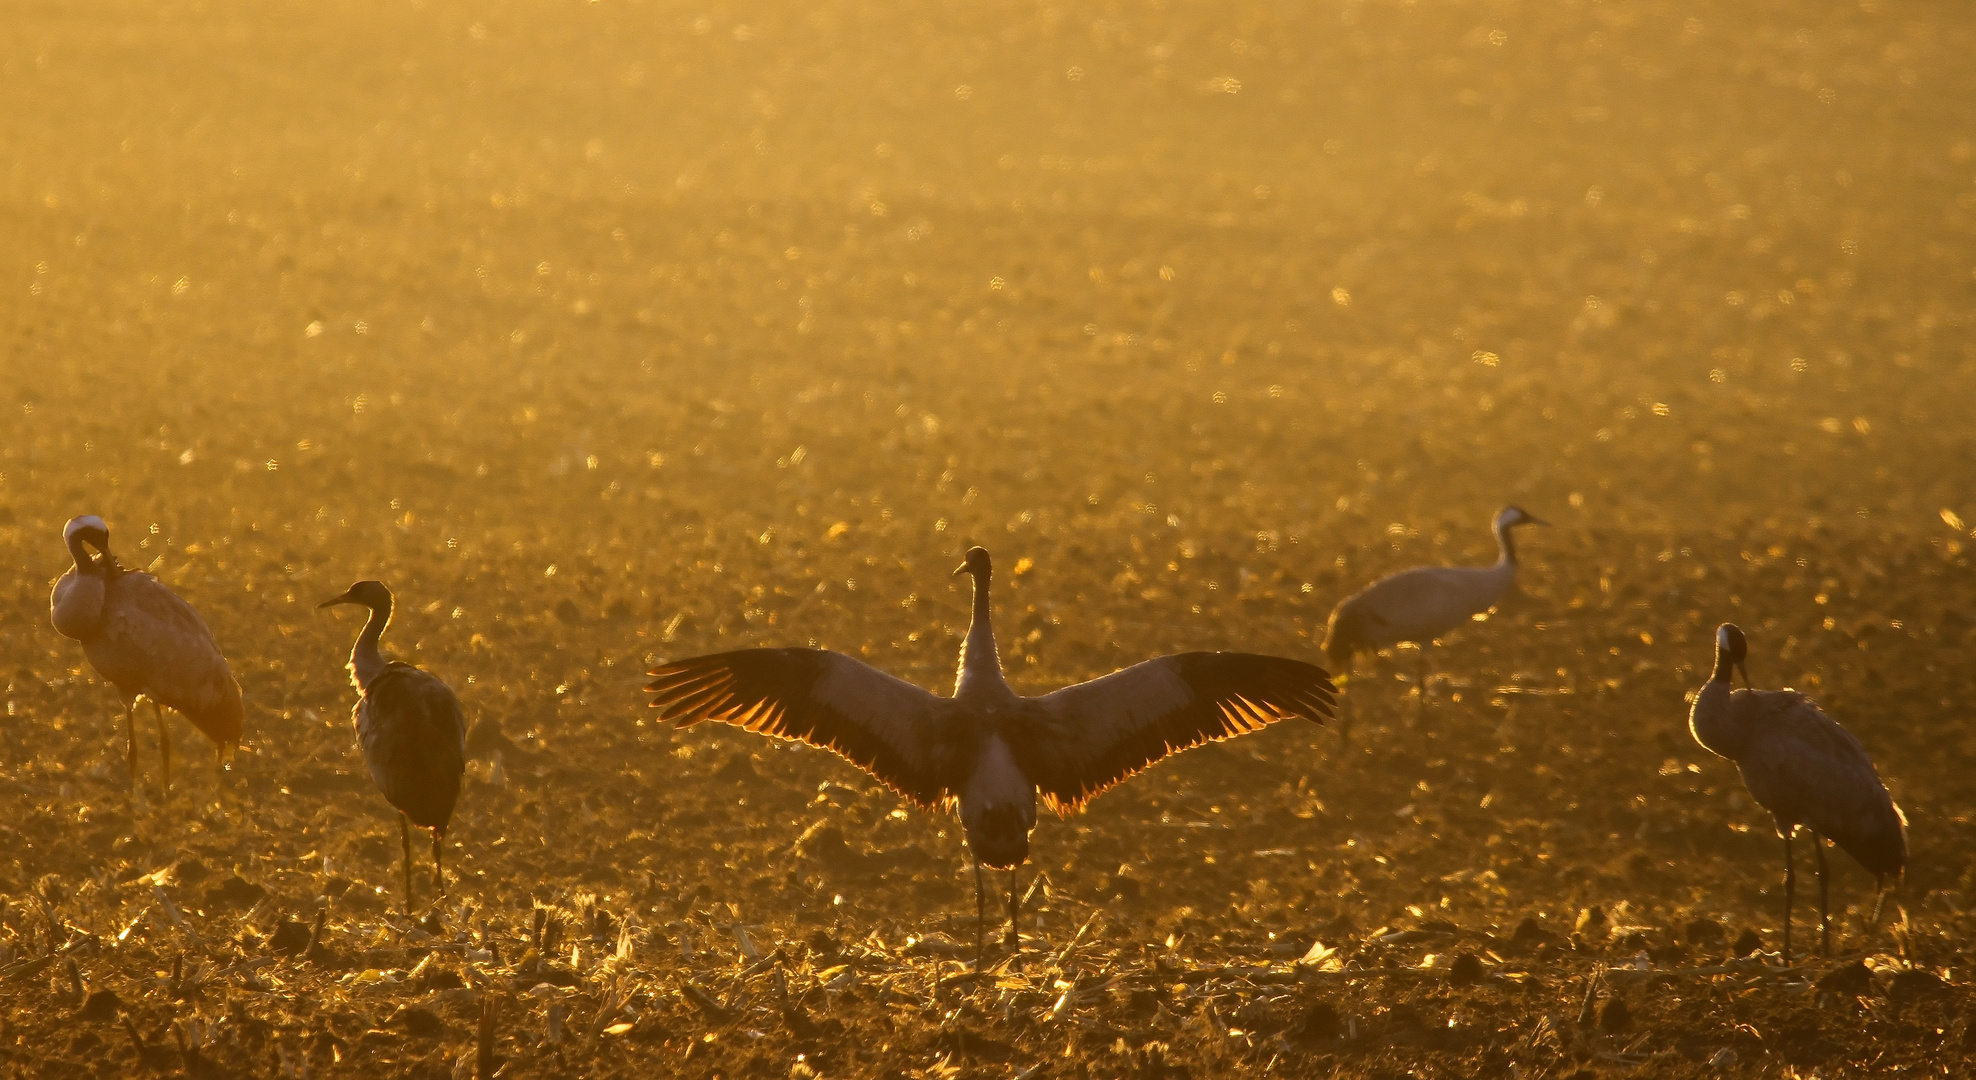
[357,662,467,829]
[646,648,955,810]
[1737,691,1906,877]
[1018,652,1334,815]
[90,572,244,747]
[1327,564,1512,655]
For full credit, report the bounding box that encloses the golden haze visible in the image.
[2,0,1973,1075]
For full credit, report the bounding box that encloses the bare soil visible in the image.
[2,0,1974,1075]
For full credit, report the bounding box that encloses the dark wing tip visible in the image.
[1175,651,1336,724]
[642,654,749,726]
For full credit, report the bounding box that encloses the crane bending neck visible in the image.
[66,533,111,575]
[349,597,393,691]
[956,569,1009,701]
[1689,678,1745,759]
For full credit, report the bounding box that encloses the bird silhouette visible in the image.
[647,546,1334,958]
[1322,505,1544,739]
[49,515,243,799]
[320,580,466,914]
[1689,623,1906,963]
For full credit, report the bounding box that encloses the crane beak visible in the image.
[317,590,356,610]
[1527,514,1551,527]
[1734,660,1749,688]
[952,562,970,578]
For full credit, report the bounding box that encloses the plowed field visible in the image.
[3,0,1975,1075]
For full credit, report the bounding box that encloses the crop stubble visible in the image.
[2,0,1974,1075]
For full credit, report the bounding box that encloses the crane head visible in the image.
[62,515,111,553]
[1714,623,1749,686]
[953,546,992,580]
[1496,505,1548,530]
[318,579,394,612]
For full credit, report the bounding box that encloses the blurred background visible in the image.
[2,0,1974,1074]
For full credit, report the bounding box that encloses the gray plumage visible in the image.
[1689,622,1906,963]
[1323,505,1544,669]
[49,515,244,792]
[647,546,1335,956]
[1321,505,1544,735]
[320,580,467,914]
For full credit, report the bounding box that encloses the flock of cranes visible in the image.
[52,516,466,913]
[44,509,1905,966]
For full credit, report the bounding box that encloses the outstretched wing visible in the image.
[646,648,956,811]
[1017,652,1334,815]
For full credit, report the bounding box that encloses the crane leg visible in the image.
[1814,833,1831,957]
[1412,644,1432,723]
[1417,647,1426,718]
[214,745,227,823]
[121,698,139,788]
[153,699,172,796]
[399,813,416,915]
[1781,827,1796,967]
[1869,876,1893,927]
[1004,870,1021,952]
[1337,682,1353,750]
[971,857,986,964]
[432,827,447,900]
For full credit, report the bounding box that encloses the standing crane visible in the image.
[1689,623,1906,964]
[646,546,1335,959]
[319,580,466,914]
[49,515,243,797]
[1321,505,1545,739]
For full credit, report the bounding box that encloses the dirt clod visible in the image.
[75,989,122,1022]
[396,1007,446,1038]
[1599,996,1632,1032]
[1817,960,1872,997]
[268,917,313,957]
[1889,968,1947,1000]
[1287,1000,1342,1045]
[204,874,268,911]
[1732,929,1764,958]
[1511,917,1555,945]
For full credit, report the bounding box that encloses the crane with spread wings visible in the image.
[647,546,1335,958]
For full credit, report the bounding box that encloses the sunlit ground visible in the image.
[2,0,1974,1075]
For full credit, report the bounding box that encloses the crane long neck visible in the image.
[1689,652,1746,759]
[349,598,392,691]
[955,570,1008,701]
[1493,520,1518,568]
[1710,646,1737,684]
